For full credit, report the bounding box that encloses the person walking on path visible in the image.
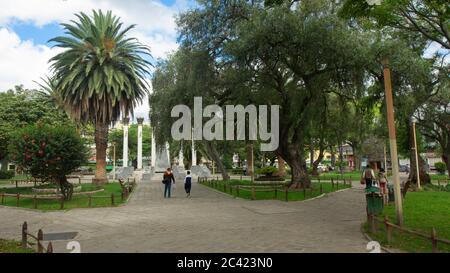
[378,168,389,205]
[184,171,192,198]
[163,168,175,198]
[361,165,376,189]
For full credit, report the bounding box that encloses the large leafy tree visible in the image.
[0,86,71,170]
[49,10,151,184]
[340,0,450,50]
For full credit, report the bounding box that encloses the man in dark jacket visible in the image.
[163,168,175,198]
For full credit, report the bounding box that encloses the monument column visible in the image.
[122,117,129,168]
[151,128,156,168]
[179,142,185,168]
[137,117,144,170]
[191,128,197,166]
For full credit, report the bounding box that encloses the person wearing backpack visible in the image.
[184,170,192,198]
[361,165,376,189]
[162,168,175,198]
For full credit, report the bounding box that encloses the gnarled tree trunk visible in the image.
[246,142,254,178]
[58,175,73,200]
[277,156,286,177]
[204,141,230,181]
[94,121,109,184]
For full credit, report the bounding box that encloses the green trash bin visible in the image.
[365,187,383,215]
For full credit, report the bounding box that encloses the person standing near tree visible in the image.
[163,168,175,198]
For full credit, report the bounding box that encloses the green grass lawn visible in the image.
[365,190,450,253]
[0,175,30,185]
[0,239,34,253]
[0,182,127,211]
[316,171,362,181]
[201,179,350,201]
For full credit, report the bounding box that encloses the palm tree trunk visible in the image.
[94,121,109,184]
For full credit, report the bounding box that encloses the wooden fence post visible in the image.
[331,178,334,190]
[22,221,27,249]
[224,183,227,193]
[60,196,64,210]
[431,228,438,253]
[111,194,115,206]
[251,187,256,200]
[37,229,44,253]
[274,188,278,199]
[384,215,392,244]
[33,195,37,209]
[1,192,4,204]
[236,185,240,197]
[16,193,20,207]
[47,242,53,253]
[78,177,81,185]
[320,183,323,194]
[349,179,353,187]
[88,194,92,207]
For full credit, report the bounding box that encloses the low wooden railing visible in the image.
[198,177,352,201]
[21,222,53,253]
[367,215,450,253]
[0,187,131,209]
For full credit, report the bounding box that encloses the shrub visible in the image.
[434,162,446,174]
[257,166,278,176]
[8,124,87,199]
[0,170,14,179]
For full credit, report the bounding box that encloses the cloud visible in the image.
[0,0,192,120]
[0,27,62,91]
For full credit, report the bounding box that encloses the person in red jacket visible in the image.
[163,168,175,198]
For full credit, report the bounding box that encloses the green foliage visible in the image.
[257,166,278,176]
[0,86,72,161]
[434,162,447,174]
[8,124,87,182]
[0,170,14,179]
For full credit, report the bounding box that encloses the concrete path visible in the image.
[0,174,369,253]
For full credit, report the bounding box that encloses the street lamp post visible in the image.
[412,119,421,189]
[382,58,404,226]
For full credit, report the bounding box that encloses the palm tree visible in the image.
[49,10,151,184]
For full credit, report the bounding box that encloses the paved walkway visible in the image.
[0,175,369,252]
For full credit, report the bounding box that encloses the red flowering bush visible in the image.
[8,124,87,199]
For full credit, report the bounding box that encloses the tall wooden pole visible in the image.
[382,58,404,226]
[412,121,421,189]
